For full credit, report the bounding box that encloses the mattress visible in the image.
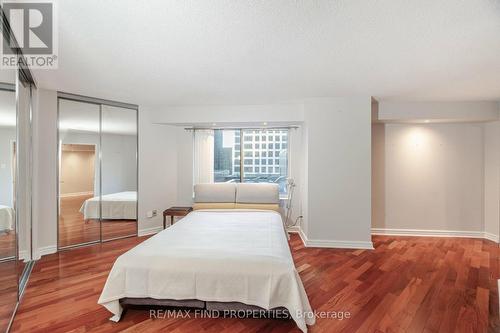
[0,205,14,231]
[98,210,315,332]
[79,191,137,220]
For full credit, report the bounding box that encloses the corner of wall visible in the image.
[33,88,58,254]
[137,110,179,235]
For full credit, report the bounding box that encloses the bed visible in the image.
[0,205,14,232]
[79,191,137,221]
[98,183,315,332]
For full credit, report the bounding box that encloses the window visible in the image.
[213,129,240,183]
[213,128,289,194]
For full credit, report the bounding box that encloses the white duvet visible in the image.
[98,210,315,332]
[0,205,14,231]
[79,191,137,220]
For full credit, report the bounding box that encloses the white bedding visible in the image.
[98,210,315,332]
[79,191,137,220]
[0,205,14,231]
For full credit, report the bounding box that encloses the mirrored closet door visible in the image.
[58,99,101,248]
[0,73,17,333]
[16,73,34,292]
[0,60,35,333]
[57,96,138,249]
[101,106,138,241]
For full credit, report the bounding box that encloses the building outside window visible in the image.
[213,129,289,194]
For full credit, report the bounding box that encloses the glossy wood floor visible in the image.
[11,234,500,333]
[0,232,15,259]
[59,194,136,247]
[0,260,17,332]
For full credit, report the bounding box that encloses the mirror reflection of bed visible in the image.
[58,99,137,248]
[81,191,137,241]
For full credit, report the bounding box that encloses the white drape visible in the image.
[193,130,215,184]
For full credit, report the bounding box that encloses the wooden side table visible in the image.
[163,207,193,229]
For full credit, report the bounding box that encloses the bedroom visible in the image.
[0,1,499,332]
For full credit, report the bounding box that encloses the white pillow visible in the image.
[194,183,236,203]
[236,183,279,204]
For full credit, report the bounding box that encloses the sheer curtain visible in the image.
[193,129,215,184]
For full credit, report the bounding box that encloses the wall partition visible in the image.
[57,94,138,249]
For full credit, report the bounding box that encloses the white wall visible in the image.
[33,89,58,255]
[371,123,385,228]
[137,109,178,234]
[378,101,499,123]
[484,121,500,241]
[287,127,304,225]
[151,103,304,125]
[301,98,373,248]
[176,128,194,206]
[375,123,485,233]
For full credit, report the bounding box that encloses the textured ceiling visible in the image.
[32,0,500,106]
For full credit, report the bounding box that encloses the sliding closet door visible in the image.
[0,74,17,332]
[58,99,101,248]
[16,78,33,285]
[100,106,137,241]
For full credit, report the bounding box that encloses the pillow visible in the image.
[235,183,279,204]
[194,183,236,203]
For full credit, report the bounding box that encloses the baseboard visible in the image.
[60,191,94,198]
[372,228,500,243]
[34,245,57,260]
[138,226,163,237]
[18,250,29,261]
[286,225,301,233]
[288,227,374,250]
[483,232,500,243]
[304,238,374,249]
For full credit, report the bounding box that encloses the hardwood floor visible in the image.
[0,232,15,259]
[10,234,500,333]
[0,260,17,332]
[59,194,136,247]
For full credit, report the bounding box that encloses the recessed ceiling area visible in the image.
[32,0,500,107]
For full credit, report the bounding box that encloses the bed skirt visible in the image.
[120,298,290,317]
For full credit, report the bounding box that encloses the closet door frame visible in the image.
[56,92,138,251]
